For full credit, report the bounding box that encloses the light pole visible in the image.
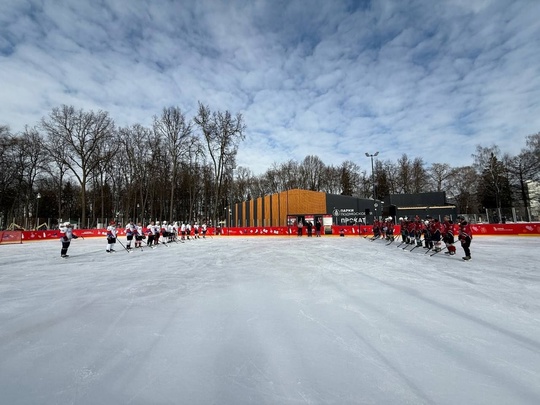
[35,192,41,230]
[365,152,379,200]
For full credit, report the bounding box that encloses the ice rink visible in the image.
[1,234,539,404]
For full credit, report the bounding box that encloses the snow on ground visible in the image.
[0,235,539,404]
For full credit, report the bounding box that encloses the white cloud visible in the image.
[1,0,539,174]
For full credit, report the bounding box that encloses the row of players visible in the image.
[371,215,473,260]
[106,220,208,252]
[58,220,208,257]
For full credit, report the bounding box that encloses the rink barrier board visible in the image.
[16,223,540,242]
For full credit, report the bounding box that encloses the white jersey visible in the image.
[60,227,75,241]
[125,223,135,235]
[181,223,186,232]
[107,225,117,238]
[136,225,143,236]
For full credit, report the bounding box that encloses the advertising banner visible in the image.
[15,223,540,242]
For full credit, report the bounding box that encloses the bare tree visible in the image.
[445,166,479,215]
[0,126,18,227]
[396,154,413,193]
[339,160,361,196]
[234,166,256,202]
[320,165,342,195]
[299,155,325,191]
[41,105,116,227]
[14,126,47,228]
[503,133,540,221]
[428,163,453,192]
[153,107,193,222]
[411,157,427,193]
[194,102,245,224]
[473,145,513,219]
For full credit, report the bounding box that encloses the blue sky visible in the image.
[1,0,539,174]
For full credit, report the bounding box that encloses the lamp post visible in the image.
[365,152,379,200]
[35,192,41,230]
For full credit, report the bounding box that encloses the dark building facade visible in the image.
[383,192,457,221]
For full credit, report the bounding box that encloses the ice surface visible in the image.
[1,235,539,404]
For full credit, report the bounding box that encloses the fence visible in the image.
[2,205,539,231]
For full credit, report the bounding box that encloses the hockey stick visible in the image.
[409,244,422,252]
[402,242,414,250]
[142,240,156,249]
[407,239,424,251]
[386,235,400,246]
[116,238,132,253]
[430,246,447,256]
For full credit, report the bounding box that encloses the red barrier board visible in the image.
[17,223,540,242]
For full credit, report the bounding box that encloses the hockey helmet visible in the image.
[163,221,167,225]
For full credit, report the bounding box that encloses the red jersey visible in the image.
[459,222,473,240]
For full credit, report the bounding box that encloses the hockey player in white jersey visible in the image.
[125,220,136,250]
[106,220,117,253]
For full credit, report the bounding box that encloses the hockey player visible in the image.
[167,221,175,242]
[384,217,394,241]
[407,218,416,244]
[442,216,457,255]
[59,222,78,257]
[413,216,425,247]
[125,220,136,250]
[135,222,144,249]
[180,222,187,240]
[154,221,161,245]
[106,220,117,253]
[457,216,473,260]
[161,221,169,244]
[201,222,207,238]
[371,219,381,239]
[430,218,443,252]
[186,222,192,240]
[146,221,155,246]
[398,217,409,243]
[399,217,408,243]
[423,219,432,249]
[193,222,200,239]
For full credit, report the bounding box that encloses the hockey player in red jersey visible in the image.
[442,216,456,255]
[457,216,473,260]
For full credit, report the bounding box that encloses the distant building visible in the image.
[383,192,457,221]
[226,189,457,229]
[226,189,379,231]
